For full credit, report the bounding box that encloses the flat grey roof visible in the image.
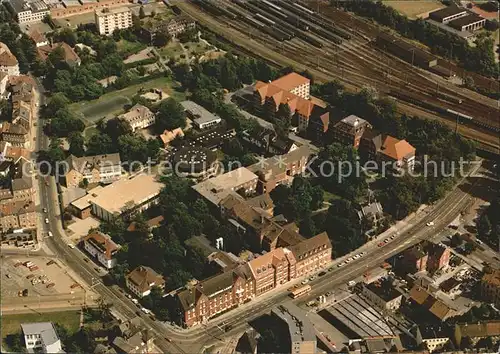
[448,13,485,29]
[272,303,316,343]
[426,19,474,38]
[21,322,56,335]
[181,100,222,126]
[429,6,467,20]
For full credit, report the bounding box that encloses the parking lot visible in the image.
[1,256,85,298]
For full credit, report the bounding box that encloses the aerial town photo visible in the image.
[0,0,498,352]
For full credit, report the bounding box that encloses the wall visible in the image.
[50,0,130,19]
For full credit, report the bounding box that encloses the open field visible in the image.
[159,41,184,59]
[117,39,148,56]
[1,310,80,348]
[382,0,444,18]
[54,12,95,29]
[71,76,186,125]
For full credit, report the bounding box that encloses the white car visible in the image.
[301,279,309,285]
[354,254,361,259]
[337,263,343,268]
[44,218,49,224]
[68,243,75,249]
[47,231,53,237]
[141,307,151,314]
[347,257,354,262]
[426,221,435,226]
[132,298,139,304]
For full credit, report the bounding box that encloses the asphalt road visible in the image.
[31,76,488,353]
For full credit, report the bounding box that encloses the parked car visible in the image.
[44,218,49,224]
[378,242,385,247]
[426,221,435,226]
[318,271,326,277]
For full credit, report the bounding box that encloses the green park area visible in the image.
[1,310,81,351]
[71,76,186,125]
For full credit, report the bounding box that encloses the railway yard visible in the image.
[173,0,499,153]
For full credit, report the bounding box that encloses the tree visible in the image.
[153,32,170,47]
[477,214,492,238]
[86,133,115,155]
[68,132,85,157]
[155,98,186,133]
[45,93,70,116]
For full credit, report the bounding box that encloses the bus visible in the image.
[290,285,311,299]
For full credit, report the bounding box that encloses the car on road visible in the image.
[318,271,326,277]
[68,243,75,249]
[378,242,385,247]
[47,231,53,237]
[132,298,139,304]
[384,239,389,243]
[325,291,333,297]
[426,221,435,226]
[390,235,396,239]
[347,257,354,262]
[301,279,309,285]
[328,267,334,272]
[43,208,47,213]
[354,254,361,259]
[44,218,49,224]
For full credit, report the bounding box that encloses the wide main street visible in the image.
[30,78,488,353]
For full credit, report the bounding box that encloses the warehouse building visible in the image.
[377,32,437,68]
[448,13,486,32]
[429,6,468,23]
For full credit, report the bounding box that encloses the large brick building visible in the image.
[481,269,500,307]
[177,232,332,327]
[253,73,328,133]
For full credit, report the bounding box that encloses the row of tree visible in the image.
[337,1,499,78]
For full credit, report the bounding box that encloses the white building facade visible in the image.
[95,7,133,36]
[21,322,63,353]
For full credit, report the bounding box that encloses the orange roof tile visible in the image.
[271,72,310,92]
[380,136,415,161]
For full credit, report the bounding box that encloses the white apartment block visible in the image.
[95,7,133,36]
[21,322,63,353]
[8,0,50,24]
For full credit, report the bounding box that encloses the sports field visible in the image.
[382,0,444,19]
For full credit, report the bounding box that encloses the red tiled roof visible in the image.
[380,136,415,161]
[271,72,310,92]
[83,231,118,260]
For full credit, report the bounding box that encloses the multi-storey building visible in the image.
[0,200,36,232]
[95,7,132,36]
[83,231,119,269]
[427,243,451,273]
[142,15,195,42]
[177,232,332,327]
[7,0,49,24]
[253,73,328,132]
[247,145,312,194]
[0,42,20,76]
[118,104,155,132]
[126,266,165,298]
[63,153,122,187]
[0,122,29,148]
[481,269,500,307]
[177,264,255,327]
[331,114,372,149]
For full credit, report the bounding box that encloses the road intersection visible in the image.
[29,78,489,353]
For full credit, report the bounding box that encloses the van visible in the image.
[347,280,356,287]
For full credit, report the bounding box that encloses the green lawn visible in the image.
[2,310,81,349]
[323,190,341,202]
[159,41,184,59]
[185,41,212,56]
[117,39,147,56]
[71,76,186,124]
[84,126,99,141]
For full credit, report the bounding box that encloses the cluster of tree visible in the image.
[154,98,186,133]
[108,177,219,292]
[37,29,131,101]
[270,176,324,226]
[338,1,499,78]
[315,81,476,219]
[44,93,85,137]
[0,5,38,73]
[177,28,198,44]
[172,54,276,132]
[477,195,500,250]
[86,116,160,169]
[220,137,257,169]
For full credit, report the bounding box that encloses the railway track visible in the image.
[173,0,499,152]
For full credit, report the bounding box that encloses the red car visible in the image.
[378,242,385,247]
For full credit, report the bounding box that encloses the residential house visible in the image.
[28,29,49,47]
[11,156,35,202]
[37,42,81,67]
[357,202,384,225]
[126,266,165,298]
[359,279,403,311]
[0,200,36,232]
[0,122,29,148]
[83,231,119,269]
[0,42,20,76]
[331,114,372,149]
[11,100,31,131]
[427,243,451,273]
[481,269,500,307]
[63,153,122,187]
[253,72,329,132]
[177,264,255,327]
[95,7,132,36]
[379,135,416,171]
[307,108,330,142]
[126,215,164,233]
[119,104,155,132]
[21,322,63,353]
[409,285,460,321]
